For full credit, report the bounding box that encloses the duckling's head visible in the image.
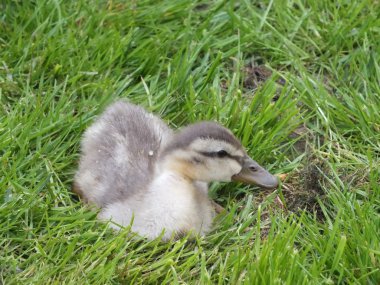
[159,122,278,189]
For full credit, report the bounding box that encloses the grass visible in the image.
[0,0,379,283]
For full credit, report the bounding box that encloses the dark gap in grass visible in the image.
[281,155,327,220]
[242,64,286,94]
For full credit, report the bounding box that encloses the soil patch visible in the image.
[281,157,327,219]
[254,154,328,226]
[243,65,286,91]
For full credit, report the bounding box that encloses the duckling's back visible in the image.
[74,101,173,206]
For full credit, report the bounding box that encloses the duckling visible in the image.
[74,100,278,240]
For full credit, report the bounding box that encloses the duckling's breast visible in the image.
[98,171,215,240]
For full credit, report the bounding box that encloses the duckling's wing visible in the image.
[74,101,173,206]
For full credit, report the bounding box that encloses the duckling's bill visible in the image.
[232,156,278,189]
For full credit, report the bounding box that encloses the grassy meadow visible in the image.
[1,0,379,284]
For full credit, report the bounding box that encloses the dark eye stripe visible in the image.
[198,151,242,163]
[199,151,221,158]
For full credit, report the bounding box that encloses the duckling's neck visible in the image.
[155,156,197,183]
[151,158,208,197]
[151,167,209,196]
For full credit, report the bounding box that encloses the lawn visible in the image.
[1,0,379,284]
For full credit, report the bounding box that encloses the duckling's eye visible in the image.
[216,150,228,158]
